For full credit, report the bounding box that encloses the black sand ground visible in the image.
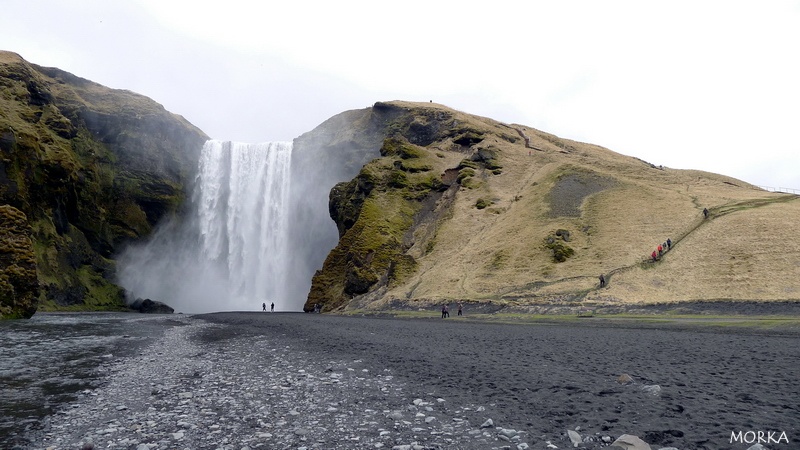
[197,312,799,450]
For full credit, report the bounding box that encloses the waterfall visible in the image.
[117,140,294,313]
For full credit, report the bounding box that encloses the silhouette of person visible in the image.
[441,304,447,319]
[667,238,672,250]
[262,302,266,312]
[599,274,606,287]
[703,208,709,218]
[270,302,274,312]
[457,303,463,316]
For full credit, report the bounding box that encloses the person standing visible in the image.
[457,303,463,316]
[441,304,447,319]
[270,302,275,312]
[599,274,606,287]
[262,302,266,312]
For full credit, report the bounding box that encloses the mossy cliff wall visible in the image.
[0,51,207,317]
[0,205,38,318]
[303,101,512,311]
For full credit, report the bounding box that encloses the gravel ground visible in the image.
[23,312,799,450]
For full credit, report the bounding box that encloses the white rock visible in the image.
[387,411,403,420]
[480,419,494,428]
[641,385,662,396]
[611,434,652,450]
[567,429,582,447]
[499,428,518,438]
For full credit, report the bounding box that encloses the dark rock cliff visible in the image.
[0,51,207,317]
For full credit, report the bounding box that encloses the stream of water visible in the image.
[0,312,176,448]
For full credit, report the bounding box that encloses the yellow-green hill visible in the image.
[303,101,799,312]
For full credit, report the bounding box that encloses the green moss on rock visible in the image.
[0,205,39,319]
[306,139,435,311]
[1,51,208,311]
[545,238,575,263]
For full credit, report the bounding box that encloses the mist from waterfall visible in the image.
[117,140,295,313]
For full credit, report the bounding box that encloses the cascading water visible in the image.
[118,140,294,313]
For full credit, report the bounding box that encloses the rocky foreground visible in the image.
[25,312,798,450]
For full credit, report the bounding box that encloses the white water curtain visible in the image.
[118,140,293,313]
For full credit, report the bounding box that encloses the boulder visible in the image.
[610,434,652,450]
[130,298,174,314]
[617,373,634,384]
[640,384,662,396]
[568,429,583,447]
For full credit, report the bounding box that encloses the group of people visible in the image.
[262,302,275,312]
[650,237,673,262]
[441,303,463,318]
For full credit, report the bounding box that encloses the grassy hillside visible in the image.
[307,101,799,312]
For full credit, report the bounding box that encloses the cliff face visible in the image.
[0,205,38,318]
[305,101,800,312]
[304,101,521,311]
[0,51,207,317]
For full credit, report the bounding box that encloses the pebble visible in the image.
[22,316,660,450]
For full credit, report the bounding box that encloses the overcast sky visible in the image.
[3,0,799,189]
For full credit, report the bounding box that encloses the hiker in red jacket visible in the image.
[658,244,663,256]
[651,250,658,262]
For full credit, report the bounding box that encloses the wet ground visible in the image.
[0,313,177,448]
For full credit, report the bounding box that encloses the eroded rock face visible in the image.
[0,205,39,319]
[302,102,509,312]
[0,51,207,310]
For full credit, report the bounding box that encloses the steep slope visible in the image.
[0,51,207,317]
[305,101,799,312]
